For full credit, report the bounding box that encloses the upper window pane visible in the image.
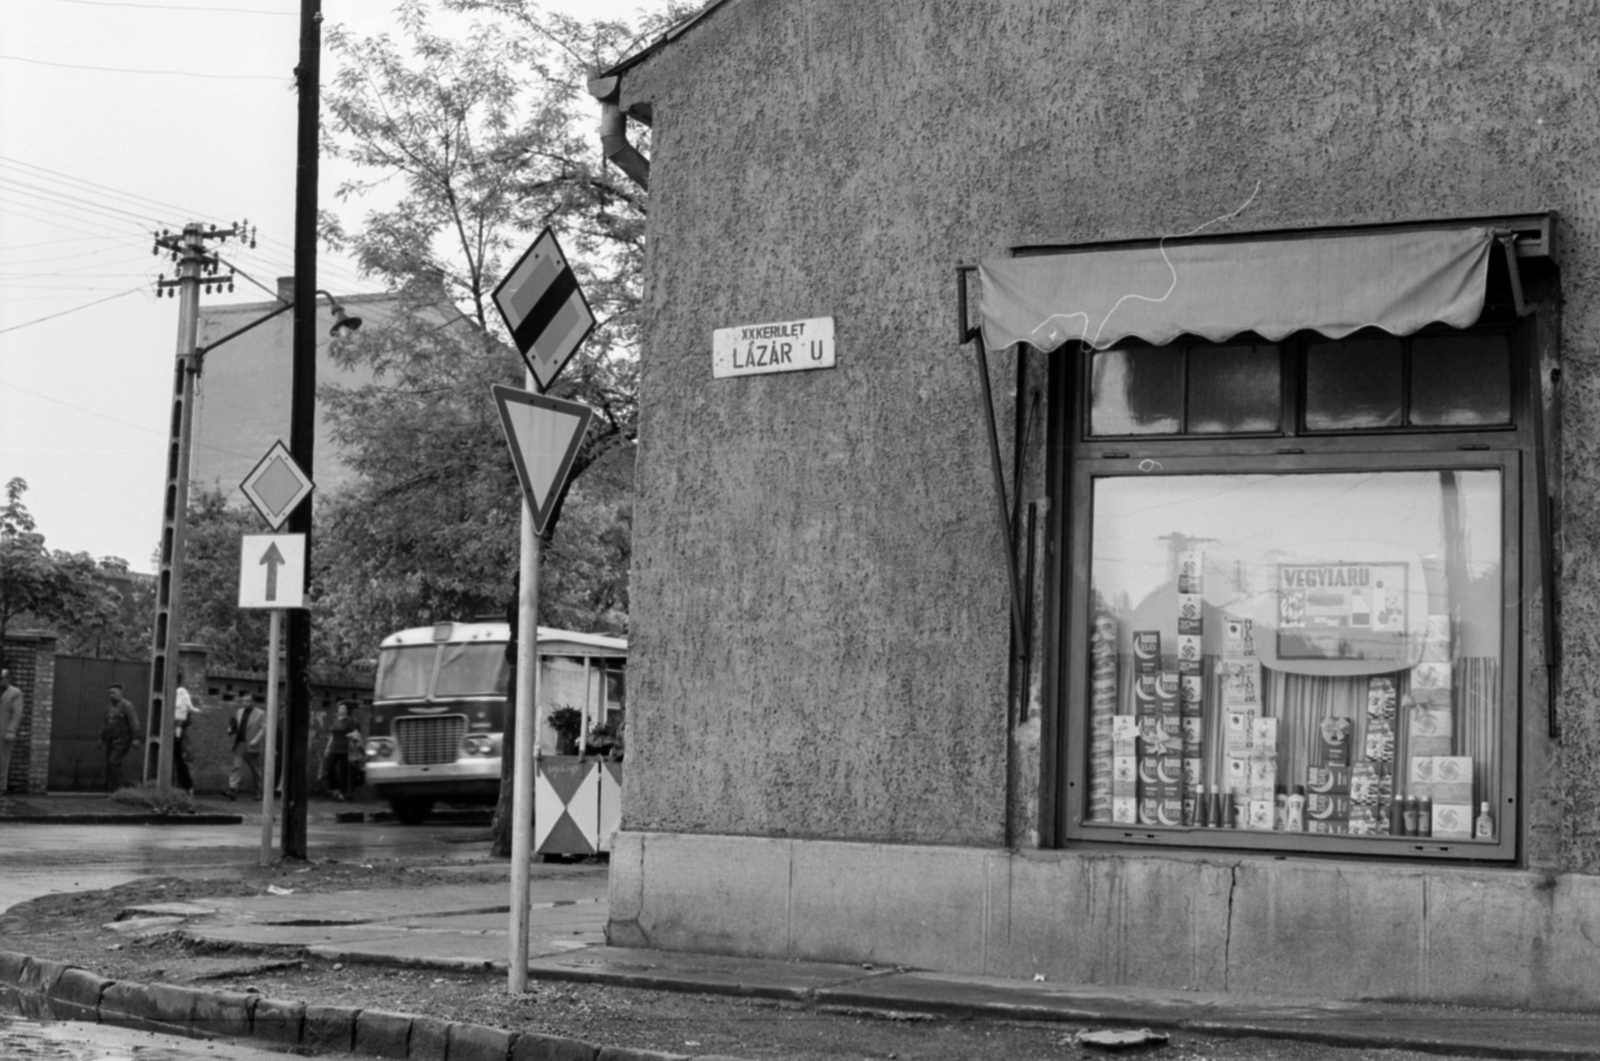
[1090,348,1181,435]
[1411,335,1512,427]
[1188,345,1281,433]
[434,642,510,698]
[1305,338,1403,430]
[375,645,436,700]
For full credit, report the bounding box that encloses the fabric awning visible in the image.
[978,225,1497,353]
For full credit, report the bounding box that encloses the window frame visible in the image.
[1050,313,1535,863]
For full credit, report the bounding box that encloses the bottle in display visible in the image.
[1476,802,1495,841]
[1285,785,1306,832]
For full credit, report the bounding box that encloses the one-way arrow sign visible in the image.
[492,384,593,535]
[238,534,306,609]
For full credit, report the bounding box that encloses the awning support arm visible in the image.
[959,266,1028,646]
[1500,233,1560,739]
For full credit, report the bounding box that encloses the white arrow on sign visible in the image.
[491,384,593,535]
[238,534,306,609]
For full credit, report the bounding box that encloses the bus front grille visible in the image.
[393,715,466,765]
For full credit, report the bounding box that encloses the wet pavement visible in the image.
[0,1014,302,1060]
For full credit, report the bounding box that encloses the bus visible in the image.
[362,620,627,824]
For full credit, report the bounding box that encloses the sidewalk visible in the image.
[6,793,1600,1059]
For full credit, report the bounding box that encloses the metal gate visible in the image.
[50,656,149,792]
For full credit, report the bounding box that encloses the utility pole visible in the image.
[283,0,323,859]
[146,222,246,787]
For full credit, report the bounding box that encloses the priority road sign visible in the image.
[238,534,306,609]
[239,441,314,531]
[492,384,593,535]
[492,228,596,392]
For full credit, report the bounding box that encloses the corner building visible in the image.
[600,0,1600,1008]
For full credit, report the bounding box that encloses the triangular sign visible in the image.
[491,384,593,534]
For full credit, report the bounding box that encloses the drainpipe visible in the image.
[588,74,650,191]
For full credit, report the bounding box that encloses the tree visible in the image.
[315,0,691,854]
[0,477,123,644]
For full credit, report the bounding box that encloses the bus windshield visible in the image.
[435,642,510,698]
[374,645,436,700]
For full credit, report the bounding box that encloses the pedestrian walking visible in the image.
[224,695,264,800]
[0,668,24,797]
[322,701,359,800]
[173,671,200,795]
[98,684,142,792]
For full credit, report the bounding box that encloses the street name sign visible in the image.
[239,441,314,531]
[238,534,307,609]
[492,228,596,393]
[492,384,594,535]
[712,316,835,379]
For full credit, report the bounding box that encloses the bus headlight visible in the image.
[461,735,500,757]
[365,737,396,760]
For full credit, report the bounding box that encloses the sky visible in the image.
[1,0,662,573]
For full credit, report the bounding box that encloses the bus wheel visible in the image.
[392,798,434,825]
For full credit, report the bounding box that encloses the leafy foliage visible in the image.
[309,0,675,664]
[0,477,125,645]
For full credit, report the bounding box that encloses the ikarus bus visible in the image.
[363,620,627,824]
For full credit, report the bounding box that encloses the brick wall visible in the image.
[2,633,57,795]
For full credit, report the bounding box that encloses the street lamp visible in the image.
[145,283,360,792]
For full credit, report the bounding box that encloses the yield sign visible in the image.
[492,384,593,534]
[239,440,314,531]
[491,227,596,392]
[238,534,306,609]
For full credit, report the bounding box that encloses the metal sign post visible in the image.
[238,532,306,865]
[260,609,282,866]
[495,378,593,993]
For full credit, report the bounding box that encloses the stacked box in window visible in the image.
[1409,660,1454,758]
[1088,613,1120,822]
[1110,714,1139,823]
[1355,676,1398,835]
[1246,718,1278,829]
[1138,715,1182,826]
[1411,755,1474,839]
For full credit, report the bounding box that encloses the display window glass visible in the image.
[1061,323,1526,860]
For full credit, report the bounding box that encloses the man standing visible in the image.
[1,668,24,798]
[173,671,200,795]
[99,684,141,792]
[225,695,264,801]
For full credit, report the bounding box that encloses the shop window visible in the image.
[1064,321,1523,860]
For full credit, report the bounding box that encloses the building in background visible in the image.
[190,278,395,497]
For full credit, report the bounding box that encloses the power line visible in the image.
[0,286,145,335]
[0,53,288,81]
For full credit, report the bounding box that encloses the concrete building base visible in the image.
[607,831,1600,1012]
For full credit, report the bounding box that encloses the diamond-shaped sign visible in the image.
[492,385,593,535]
[491,228,596,392]
[239,441,314,531]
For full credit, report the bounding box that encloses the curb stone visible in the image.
[0,946,758,1061]
[448,1021,519,1061]
[356,1006,418,1058]
[305,1001,363,1053]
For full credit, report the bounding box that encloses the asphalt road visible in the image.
[0,818,490,914]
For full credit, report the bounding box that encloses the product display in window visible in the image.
[1084,470,1503,844]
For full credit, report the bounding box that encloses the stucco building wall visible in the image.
[605,0,1600,1002]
